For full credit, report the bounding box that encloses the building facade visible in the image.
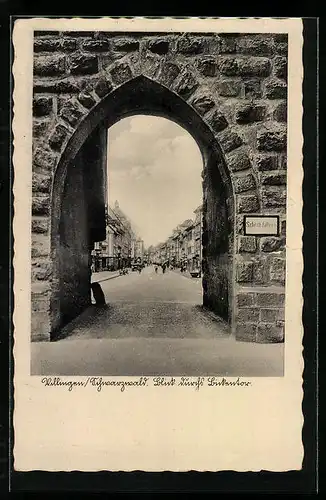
[150,206,203,273]
[134,238,145,261]
[91,201,138,272]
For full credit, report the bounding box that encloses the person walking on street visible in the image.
[155,265,158,274]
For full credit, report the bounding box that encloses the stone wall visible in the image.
[58,151,91,330]
[202,150,231,321]
[32,31,287,342]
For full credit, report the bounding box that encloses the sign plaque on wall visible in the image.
[243,215,280,236]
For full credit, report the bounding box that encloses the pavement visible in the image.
[91,269,120,283]
[31,265,284,376]
[172,267,201,281]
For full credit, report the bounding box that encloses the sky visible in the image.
[107,115,203,248]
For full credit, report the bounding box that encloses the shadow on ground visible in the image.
[55,302,231,341]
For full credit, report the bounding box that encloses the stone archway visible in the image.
[50,74,240,338]
[32,31,287,343]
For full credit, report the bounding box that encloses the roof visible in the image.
[180,219,194,228]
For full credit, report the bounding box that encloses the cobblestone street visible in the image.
[31,266,284,376]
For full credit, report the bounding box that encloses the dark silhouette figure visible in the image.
[91,282,106,306]
[162,264,166,274]
[155,266,158,273]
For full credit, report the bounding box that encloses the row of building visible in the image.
[91,201,145,272]
[147,205,203,273]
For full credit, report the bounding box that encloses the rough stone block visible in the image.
[270,258,286,284]
[176,37,205,54]
[148,39,170,54]
[34,38,61,52]
[237,292,255,307]
[32,172,52,193]
[109,62,133,85]
[234,173,256,193]
[257,323,284,343]
[78,91,96,109]
[256,292,285,307]
[257,128,287,152]
[227,149,251,172]
[34,38,77,52]
[31,259,52,281]
[31,234,51,258]
[191,96,215,115]
[82,39,110,52]
[157,62,181,87]
[274,56,287,81]
[235,323,257,342]
[112,38,139,52]
[274,101,287,122]
[237,36,275,56]
[237,307,260,322]
[252,260,269,284]
[32,294,50,312]
[274,34,288,43]
[59,101,84,126]
[34,78,81,94]
[261,237,284,252]
[277,309,285,321]
[93,77,113,98]
[31,312,51,341]
[254,154,279,171]
[34,55,66,76]
[219,37,237,53]
[260,308,280,322]
[33,119,50,138]
[49,123,70,151]
[61,39,78,52]
[69,53,99,75]
[219,56,271,77]
[32,217,49,234]
[197,58,218,77]
[33,148,57,171]
[237,195,259,213]
[218,79,241,97]
[279,155,287,170]
[238,236,257,253]
[264,79,287,99]
[218,129,243,153]
[275,39,288,55]
[281,220,286,236]
[235,104,266,124]
[262,188,286,208]
[207,110,228,133]
[174,72,199,99]
[32,195,50,216]
[262,173,287,186]
[237,261,254,282]
[33,96,53,117]
[244,79,262,98]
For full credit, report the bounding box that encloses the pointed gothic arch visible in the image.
[46,75,247,337]
[32,32,287,344]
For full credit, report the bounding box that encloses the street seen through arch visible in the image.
[30,30,287,376]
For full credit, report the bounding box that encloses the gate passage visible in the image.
[31,31,287,343]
